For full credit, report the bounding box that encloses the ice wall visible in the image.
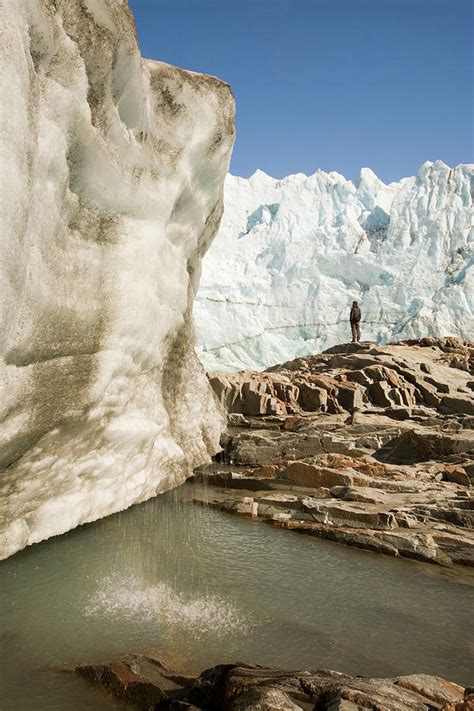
[0,0,234,558]
[195,162,473,371]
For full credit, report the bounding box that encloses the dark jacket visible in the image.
[350,306,361,323]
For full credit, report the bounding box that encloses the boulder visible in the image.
[364,364,402,387]
[308,454,392,479]
[75,655,190,707]
[74,658,465,711]
[346,369,373,387]
[297,382,328,411]
[310,374,341,393]
[336,381,365,411]
[228,413,251,428]
[443,466,472,487]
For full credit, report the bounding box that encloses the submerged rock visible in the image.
[0,0,234,559]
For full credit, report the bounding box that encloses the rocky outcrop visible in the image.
[0,0,234,559]
[209,339,474,419]
[73,655,469,710]
[201,340,474,567]
[208,371,299,416]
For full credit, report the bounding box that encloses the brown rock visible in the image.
[327,396,344,414]
[284,461,370,489]
[73,655,465,709]
[297,382,328,411]
[369,380,396,407]
[75,656,186,707]
[230,687,303,709]
[443,466,471,487]
[251,464,277,479]
[346,369,373,387]
[302,500,398,530]
[228,413,250,427]
[440,395,474,416]
[281,416,305,431]
[336,381,364,411]
[385,429,474,464]
[310,374,341,392]
[213,339,474,569]
[330,486,388,504]
[364,364,401,387]
[416,384,442,407]
[442,688,474,710]
[208,372,299,417]
[312,453,390,477]
[241,379,285,416]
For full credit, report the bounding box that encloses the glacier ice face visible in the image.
[0,0,234,558]
[195,162,473,371]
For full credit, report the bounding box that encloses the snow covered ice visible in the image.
[0,0,234,558]
[195,162,473,371]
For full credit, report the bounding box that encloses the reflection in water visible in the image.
[0,483,473,710]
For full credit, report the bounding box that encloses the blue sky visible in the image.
[129,0,473,183]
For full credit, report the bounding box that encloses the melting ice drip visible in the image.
[85,574,251,637]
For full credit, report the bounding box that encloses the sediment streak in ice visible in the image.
[0,0,234,559]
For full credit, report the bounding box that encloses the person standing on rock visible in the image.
[350,301,361,342]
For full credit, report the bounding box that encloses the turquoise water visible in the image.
[1,483,473,710]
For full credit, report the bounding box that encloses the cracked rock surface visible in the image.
[200,339,474,568]
[72,655,469,710]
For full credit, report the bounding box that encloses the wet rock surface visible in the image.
[73,655,470,710]
[201,340,474,568]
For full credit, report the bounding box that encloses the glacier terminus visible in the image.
[0,0,234,559]
[195,161,473,371]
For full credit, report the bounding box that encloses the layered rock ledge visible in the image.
[71,654,472,710]
[198,338,474,567]
[0,0,234,559]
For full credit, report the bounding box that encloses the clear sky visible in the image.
[129,0,473,183]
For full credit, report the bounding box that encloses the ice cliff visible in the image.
[0,0,234,558]
[195,162,473,371]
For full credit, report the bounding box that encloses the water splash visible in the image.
[84,574,252,637]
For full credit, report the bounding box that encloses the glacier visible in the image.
[195,161,474,371]
[0,0,234,558]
